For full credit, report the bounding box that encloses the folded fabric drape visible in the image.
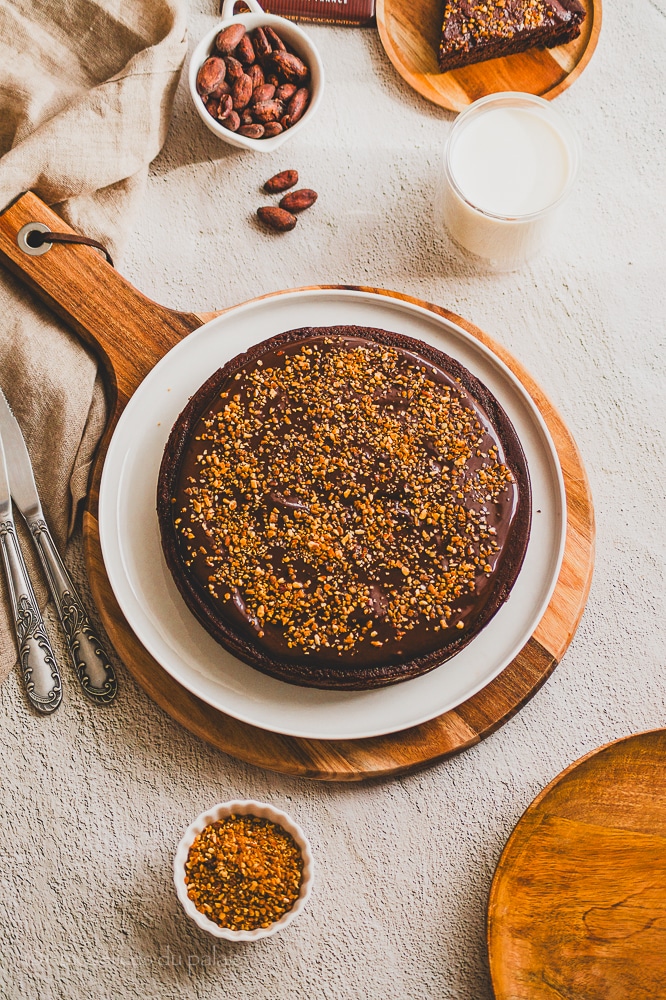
[0,0,188,684]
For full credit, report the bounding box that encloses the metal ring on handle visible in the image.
[17,222,52,257]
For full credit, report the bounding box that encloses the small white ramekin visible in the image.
[174,799,315,940]
[189,0,325,152]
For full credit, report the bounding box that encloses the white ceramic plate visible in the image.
[99,289,566,740]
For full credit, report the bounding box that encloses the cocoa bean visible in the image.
[248,63,264,89]
[262,122,284,138]
[252,26,272,60]
[210,79,231,99]
[257,206,297,232]
[264,169,298,193]
[232,73,253,110]
[217,93,234,119]
[241,108,254,125]
[204,96,220,118]
[264,26,287,52]
[286,87,309,125]
[225,56,244,82]
[220,109,241,132]
[215,23,246,55]
[275,83,297,103]
[239,123,265,139]
[235,33,255,64]
[280,188,318,213]
[251,83,276,104]
[270,51,308,82]
[266,73,280,88]
[252,99,283,123]
[280,114,291,130]
[196,57,226,96]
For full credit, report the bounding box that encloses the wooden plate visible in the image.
[376,0,602,112]
[488,729,666,999]
[0,192,595,781]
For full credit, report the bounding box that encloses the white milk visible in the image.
[440,93,578,270]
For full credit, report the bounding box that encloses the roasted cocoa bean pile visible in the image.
[196,23,311,140]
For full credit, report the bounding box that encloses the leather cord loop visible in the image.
[26,229,114,267]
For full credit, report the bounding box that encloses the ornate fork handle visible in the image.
[28,518,117,704]
[0,519,62,713]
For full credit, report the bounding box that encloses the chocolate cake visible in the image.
[438,0,586,72]
[157,327,531,690]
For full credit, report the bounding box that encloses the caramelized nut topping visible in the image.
[173,334,518,660]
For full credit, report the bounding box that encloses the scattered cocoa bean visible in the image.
[197,57,226,96]
[257,206,297,232]
[275,83,297,103]
[215,23,246,55]
[239,123,265,139]
[248,63,264,89]
[252,83,276,104]
[264,26,287,52]
[270,51,308,82]
[220,109,241,132]
[252,26,272,60]
[286,87,309,126]
[252,99,283,123]
[235,33,255,64]
[279,188,318,213]
[232,73,253,110]
[263,122,284,138]
[264,169,299,193]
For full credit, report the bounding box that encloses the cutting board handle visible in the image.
[0,192,203,406]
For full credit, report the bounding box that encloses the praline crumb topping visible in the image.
[443,0,558,47]
[185,815,303,931]
[172,335,518,664]
[439,0,585,64]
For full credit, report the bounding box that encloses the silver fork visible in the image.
[0,387,117,704]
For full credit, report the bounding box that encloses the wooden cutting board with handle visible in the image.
[0,191,594,781]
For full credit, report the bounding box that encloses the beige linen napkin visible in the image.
[0,0,188,684]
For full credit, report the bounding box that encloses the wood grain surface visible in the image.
[0,191,595,781]
[488,729,666,999]
[376,0,601,112]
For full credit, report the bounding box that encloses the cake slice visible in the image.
[438,0,586,72]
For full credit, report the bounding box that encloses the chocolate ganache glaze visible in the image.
[157,326,531,689]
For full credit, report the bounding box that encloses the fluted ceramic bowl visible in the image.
[174,799,314,940]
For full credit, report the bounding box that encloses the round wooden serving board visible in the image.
[488,729,666,999]
[376,0,601,112]
[0,192,594,781]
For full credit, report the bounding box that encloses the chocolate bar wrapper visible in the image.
[234,0,375,26]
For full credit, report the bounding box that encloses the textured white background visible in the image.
[1,1,665,997]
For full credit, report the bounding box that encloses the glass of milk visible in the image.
[440,93,579,270]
